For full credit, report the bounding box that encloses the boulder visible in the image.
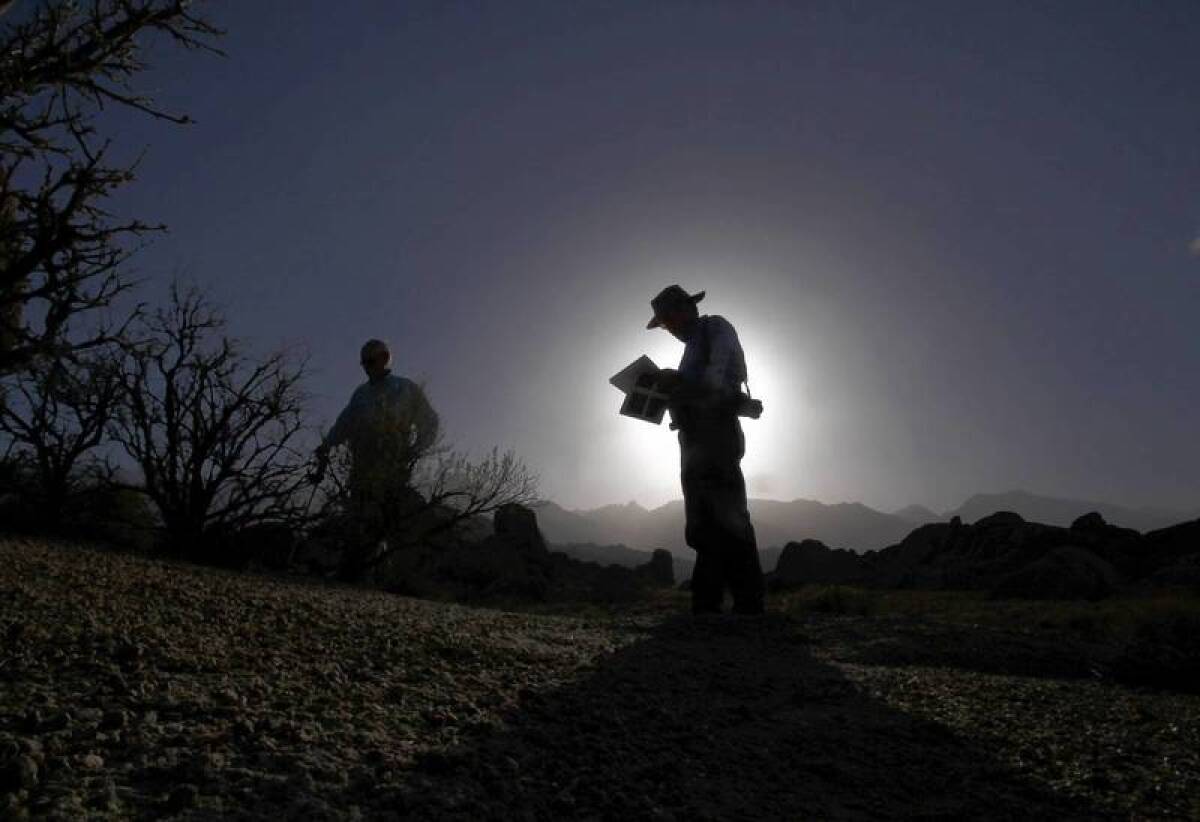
[973,511,1025,528]
[634,548,675,588]
[431,504,553,600]
[1064,511,1142,573]
[1142,553,1200,592]
[771,539,865,589]
[990,546,1119,601]
[493,504,548,554]
[877,511,1072,591]
[1135,519,1200,580]
[1070,511,1108,532]
[867,522,956,588]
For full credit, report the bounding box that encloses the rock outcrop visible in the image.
[769,539,866,588]
[419,505,675,603]
[767,510,1200,601]
[433,504,554,600]
[634,548,675,588]
[991,546,1119,601]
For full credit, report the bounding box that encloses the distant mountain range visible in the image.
[943,491,1194,535]
[536,490,1199,574]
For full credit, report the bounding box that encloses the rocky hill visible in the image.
[892,504,943,524]
[535,497,915,558]
[295,504,677,606]
[551,542,694,584]
[945,491,1194,533]
[536,491,1198,565]
[770,511,1200,600]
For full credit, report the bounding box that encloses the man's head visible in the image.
[647,284,704,342]
[360,339,392,381]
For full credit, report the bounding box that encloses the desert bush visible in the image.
[0,349,122,526]
[1111,608,1200,692]
[779,585,878,616]
[854,588,1200,691]
[109,284,312,561]
[70,483,161,553]
[311,404,538,582]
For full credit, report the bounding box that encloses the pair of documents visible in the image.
[609,355,670,425]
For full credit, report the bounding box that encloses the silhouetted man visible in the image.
[315,339,439,477]
[313,338,439,578]
[647,285,765,615]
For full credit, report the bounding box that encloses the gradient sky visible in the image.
[95,1,1199,513]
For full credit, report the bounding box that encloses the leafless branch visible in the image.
[0,1,221,372]
[108,284,314,556]
[0,343,124,520]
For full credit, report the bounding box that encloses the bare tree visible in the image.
[109,284,311,557]
[315,415,538,580]
[0,346,120,523]
[0,0,221,372]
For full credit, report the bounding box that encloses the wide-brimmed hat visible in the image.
[646,284,705,329]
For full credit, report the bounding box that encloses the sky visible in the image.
[82,0,1200,513]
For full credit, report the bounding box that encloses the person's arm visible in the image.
[322,385,363,451]
[410,384,440,454]
[311,391,352,481]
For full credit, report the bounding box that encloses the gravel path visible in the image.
[1,537,1197,819]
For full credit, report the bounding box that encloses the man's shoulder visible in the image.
[351,375,411,397]
[381,374,429,402]
[382,374,419,391]
[703,314,740,340]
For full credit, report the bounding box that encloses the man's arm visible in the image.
[320,385,364,453]
[410,384,440,454]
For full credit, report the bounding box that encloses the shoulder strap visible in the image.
[698,316,712,369]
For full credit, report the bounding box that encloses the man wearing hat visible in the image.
[647,285,765,615]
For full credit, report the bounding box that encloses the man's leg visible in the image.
[689,545,724,614]
[710,460,765,615]
[728,538,766,615]
[682,438,724,614]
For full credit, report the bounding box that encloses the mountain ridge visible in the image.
[535,490,1199,563]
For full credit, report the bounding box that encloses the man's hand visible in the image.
[654,368,682,393]
[308,445,330,484]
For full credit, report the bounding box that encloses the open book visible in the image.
[609,355,671,425]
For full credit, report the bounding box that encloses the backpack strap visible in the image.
[697,315,712,372]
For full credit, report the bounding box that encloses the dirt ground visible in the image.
[1,537,1197,819]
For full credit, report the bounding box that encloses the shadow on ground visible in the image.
[808,616,1111,681]
[387,613,1100,820]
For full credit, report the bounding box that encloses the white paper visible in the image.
[610,355,671,425]
[609,355,659,394]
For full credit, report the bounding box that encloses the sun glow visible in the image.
[735,329,798,500]
[585,273,813,510]
[604,322,801,507]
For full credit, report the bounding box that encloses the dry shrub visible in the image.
[1107,601,1200,692]
[780,585,878,616]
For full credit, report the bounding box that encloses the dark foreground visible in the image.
[1,538,1197,820]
